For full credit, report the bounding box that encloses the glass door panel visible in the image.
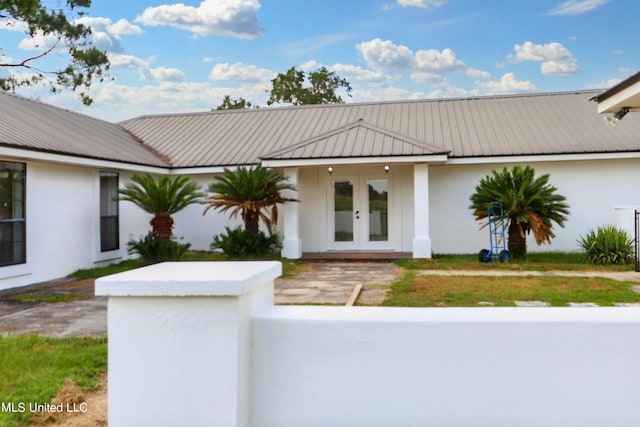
[334,180,354,242]
[367,179,388,242]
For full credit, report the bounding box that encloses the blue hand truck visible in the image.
[479,201,510,263]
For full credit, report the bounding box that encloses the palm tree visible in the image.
[204,165,298,237]
[469,165,569,259]
[119,174,205,241]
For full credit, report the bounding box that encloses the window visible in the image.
[0,161,26,266]
[100,172,119,252]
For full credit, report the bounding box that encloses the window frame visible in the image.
[99,171,120,252]
[0,161,26,267]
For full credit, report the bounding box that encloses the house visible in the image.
[592,70,640,118]
[1,88,640,290]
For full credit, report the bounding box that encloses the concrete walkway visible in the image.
[1,263,639,337]
[0,262,402,337]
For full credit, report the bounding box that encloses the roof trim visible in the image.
[260,119,450,160]
[262,154,449,168]
[0,146,169,174]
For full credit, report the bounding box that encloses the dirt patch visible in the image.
[30,375,107,427]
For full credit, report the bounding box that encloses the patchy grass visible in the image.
[68,251,301,279]
[13,293,91,304]
[396,252,636,272]
[382,272,640,307]
[0,335,107,427]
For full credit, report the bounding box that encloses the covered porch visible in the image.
[260,120,449,259]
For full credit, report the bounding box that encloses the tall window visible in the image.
[100,172,119,252]
[0,161,26,266]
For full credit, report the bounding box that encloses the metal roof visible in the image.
[0,91,167,167]
[261,119,450,160]
[120,90,640,168]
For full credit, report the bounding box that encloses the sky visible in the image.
[1,0,638,122]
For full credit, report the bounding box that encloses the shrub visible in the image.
[577,225,635,265]
[211,226,282,257]
[127,232,191,263]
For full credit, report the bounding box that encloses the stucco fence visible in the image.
[96,262,640,427]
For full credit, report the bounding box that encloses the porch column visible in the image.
[413,163,432,258]
[281,167,302,259]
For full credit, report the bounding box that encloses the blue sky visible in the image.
[2,0,638,122]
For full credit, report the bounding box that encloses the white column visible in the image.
[95,261,281,427]
[412,163,432,258]
[281,167,302,259]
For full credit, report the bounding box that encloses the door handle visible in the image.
[355,210,360,219]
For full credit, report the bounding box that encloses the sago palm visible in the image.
[119,173,205,241]
[204,165,298,237]
[469,165,569,259]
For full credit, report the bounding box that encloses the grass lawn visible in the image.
[383,271,640,307]
[396,251,636,272]
[0,335,107,427]
[69,251,302,279]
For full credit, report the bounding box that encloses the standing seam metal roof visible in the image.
[0,92,168,167]
[119,90,640,168]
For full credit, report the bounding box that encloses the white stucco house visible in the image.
[1,87,640,290]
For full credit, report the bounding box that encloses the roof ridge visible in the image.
[120,89,606,123]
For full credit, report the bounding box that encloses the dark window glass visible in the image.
[0,162,26,266]
[100,172,119,252]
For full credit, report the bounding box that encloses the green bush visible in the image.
[127,231,191,263]
[578,225,635,265]
[211,226,282,257]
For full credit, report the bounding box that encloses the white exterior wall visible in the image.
[429,158,640,254]
[0,162,151,290]
[171,173,243,252]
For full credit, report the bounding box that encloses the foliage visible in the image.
[0,0,110,105]
[578,225,635,265]
[127,231,191,263]
[0,335,107,427]
[215,95,253,110]
[204,165,298,237]
[119,173,205,240]
[211,226,282,257]
[267,66,352,106]
[469,165,569,259]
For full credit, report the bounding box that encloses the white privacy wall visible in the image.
[99,261,640,427]
[251,306,640,427]
[429,157,640,254]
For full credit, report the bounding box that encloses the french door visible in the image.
[328,175,391,250]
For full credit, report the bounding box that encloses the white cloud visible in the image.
[397,0,448,8]
[508,41,581,75]
[414,48,464,72]
[76,17,142,54]
[478,73,536,94]
[109,54,184,82]
[548,0,611,15]
[410,72,445,85]
[298,60,394,86]
[17,30,60,51]
[108,18,144,36]
[356,38,464,74]
[135,0,262,39]
[209,62,274,82]
[466,68,491,79]
[356,39,414,71]
[586,78,622,90]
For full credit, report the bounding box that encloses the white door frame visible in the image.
[327,174,393,251]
